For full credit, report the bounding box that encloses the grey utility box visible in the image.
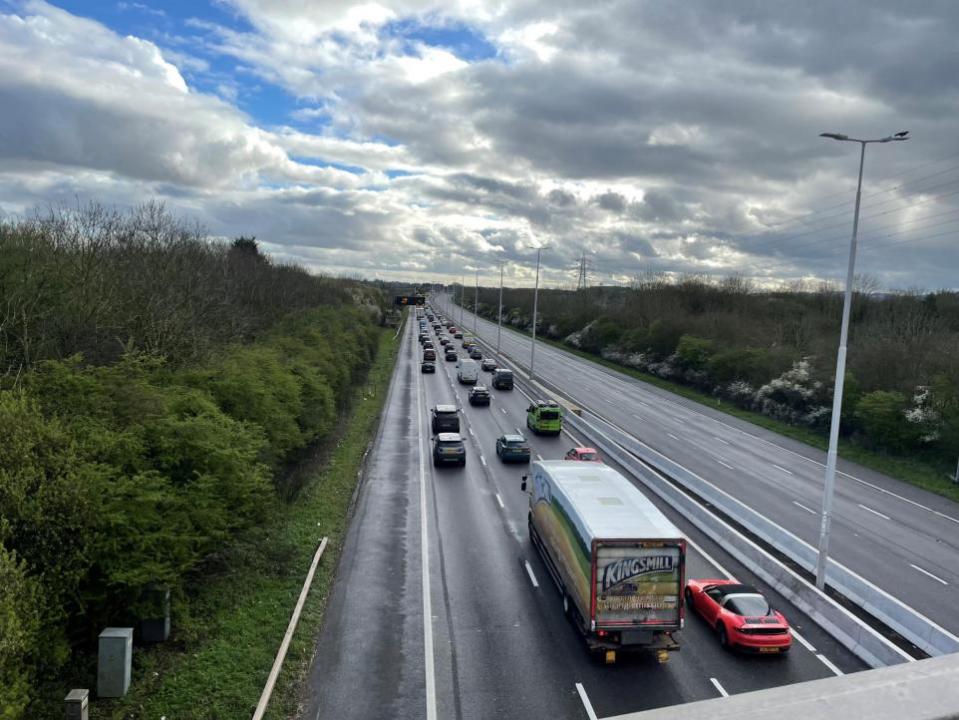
[97,627,133,698]
[64,689,89,720]
[138,586,171,643]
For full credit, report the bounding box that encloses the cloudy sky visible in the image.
[1,0,958,290]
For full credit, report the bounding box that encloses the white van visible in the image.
[455,358,479,385]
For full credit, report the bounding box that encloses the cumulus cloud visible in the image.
[0,0,957,289]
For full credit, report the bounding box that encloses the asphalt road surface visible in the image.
[303,313,863,720]
[436,295,959,642]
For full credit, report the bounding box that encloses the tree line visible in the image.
[464,275,959,466]
[0,203,387,718]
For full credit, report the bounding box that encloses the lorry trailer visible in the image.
[523,460,686,661]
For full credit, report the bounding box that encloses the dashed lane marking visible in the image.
[524,560,539,588]
[709,678,729,698]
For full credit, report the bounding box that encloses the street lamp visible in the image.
[529,245,550,380]
[814,129,909,590]
[496,260,505,354]
[474,269,479,333]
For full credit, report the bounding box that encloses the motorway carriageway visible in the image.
[303,314,862,720]
[439,296,959,644]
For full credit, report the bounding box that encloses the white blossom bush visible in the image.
[905,385,941,443]
[754,358,825,425]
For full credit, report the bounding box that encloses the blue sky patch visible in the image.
[382,18,497,62]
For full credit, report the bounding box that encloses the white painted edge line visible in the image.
[790,628,817,653]
[480,455,487,467]
[255,537,328,720]
[575,683,598,720]
[683,535,734,580]
[772,464,794,475]
[793,500,817,515]
[910,563,949,586]
[709,678,729,698]
[414,339,438,720]
[817,653,845,676]
[524,560,540,588]
[495,492,505,509]
[858,504,891,521]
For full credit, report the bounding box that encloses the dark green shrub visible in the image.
[855,391,917,452]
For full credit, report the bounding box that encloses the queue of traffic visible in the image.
[415,303,793,663]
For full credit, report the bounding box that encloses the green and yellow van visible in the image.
[526,400,562,436]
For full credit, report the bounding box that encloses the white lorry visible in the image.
[455,358,479,385]
[522,460,686,662]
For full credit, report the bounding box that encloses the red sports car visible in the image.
[564,447,601,462]
[685,579,792,653]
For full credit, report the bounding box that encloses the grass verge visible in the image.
[481,317,959,504]
[76,325,400,720]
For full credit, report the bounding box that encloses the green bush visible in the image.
[855,391,916,452]
[645,319,685,358]
[675,335,715,371]
[0,544,42,720]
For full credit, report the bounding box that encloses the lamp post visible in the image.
[496,261,505,354]
[814,130,909,590]
[460,275,465,328]
[529,245,549,380]
[474,269,479,333]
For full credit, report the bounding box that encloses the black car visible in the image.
[423,349,436,361]
[421,361,436,373]
[495,434,531,463]
[433,432,466,467]
[469,348,483,360]
[491,368,513,390]
[423,341,434,350]
[419,333,428,343]
[468,385,491,406]
[481,358,496,372]
[445,349,458,361]
[431,404,460,433]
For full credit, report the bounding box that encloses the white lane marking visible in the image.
[524,560,539,588]
[667,432,680,440]
[536,453,544,461]
[847,476,959,525]
[858,504,890,521]
[910,563,949,585]
[575,683,598,720]
[495,492,505,509]
[480,455,487,467]
[501,407,508,415]
[516,426,524,436]
[638,401,651,408]
[709,678,729,698]
[468,427,475,437]
[790,628,816,652]
[683,535,734,579]
[717,459,734,470]
[793,500,817,515]
[772,464,794,475]
[713,436,729,445]
[632,413,643,420]
[413,336,438,720]
[817,653,845,676]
